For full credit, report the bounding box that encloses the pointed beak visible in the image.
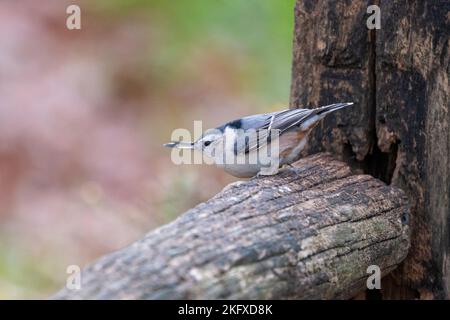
[163,141,194,149]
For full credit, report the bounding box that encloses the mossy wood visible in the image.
[54,153,409,299]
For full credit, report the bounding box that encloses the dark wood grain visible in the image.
[290,0,449,299]
[53,153,410,299]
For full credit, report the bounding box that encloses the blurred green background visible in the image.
[0,0,295,298]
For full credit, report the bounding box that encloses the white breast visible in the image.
[214,128,310,177]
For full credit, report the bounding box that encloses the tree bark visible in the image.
[291,0,449,299]
[53,153,410,299]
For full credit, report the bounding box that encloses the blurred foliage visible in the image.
[92,0,296,102]
[0,0,295,298]
[0,241,58,299]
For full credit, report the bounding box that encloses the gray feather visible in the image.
[231,102,353,154]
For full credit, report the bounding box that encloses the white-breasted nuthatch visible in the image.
[164,102,354,178]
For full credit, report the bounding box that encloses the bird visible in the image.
[164,102,353,178]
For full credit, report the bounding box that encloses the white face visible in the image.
[193,130,223,158]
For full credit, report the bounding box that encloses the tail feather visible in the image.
[316,102,354,116]
[299,102,354,131]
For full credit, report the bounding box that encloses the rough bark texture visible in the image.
[291,0,449,299]
[54,153,410,299]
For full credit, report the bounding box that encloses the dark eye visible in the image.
[203,141,211,147]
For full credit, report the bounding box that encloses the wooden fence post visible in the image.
[290,0,449,299]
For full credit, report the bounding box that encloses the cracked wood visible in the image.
[290,0,449,299]
[53,153,410,299]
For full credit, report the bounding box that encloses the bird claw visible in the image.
[256,167,279,177]
[280,163,297,173]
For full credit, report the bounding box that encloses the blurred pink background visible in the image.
[0,0,294,298]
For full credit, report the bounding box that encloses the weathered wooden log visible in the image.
[53,153,410,299]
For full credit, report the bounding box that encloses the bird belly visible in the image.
[220,163,261,178]
[214,131,309,177]
[216,146,275,178]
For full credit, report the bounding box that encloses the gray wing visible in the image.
[236,109,312,132]
[233,102,353,154]
[233,108,315,155]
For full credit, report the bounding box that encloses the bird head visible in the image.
[164,128,224,158]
